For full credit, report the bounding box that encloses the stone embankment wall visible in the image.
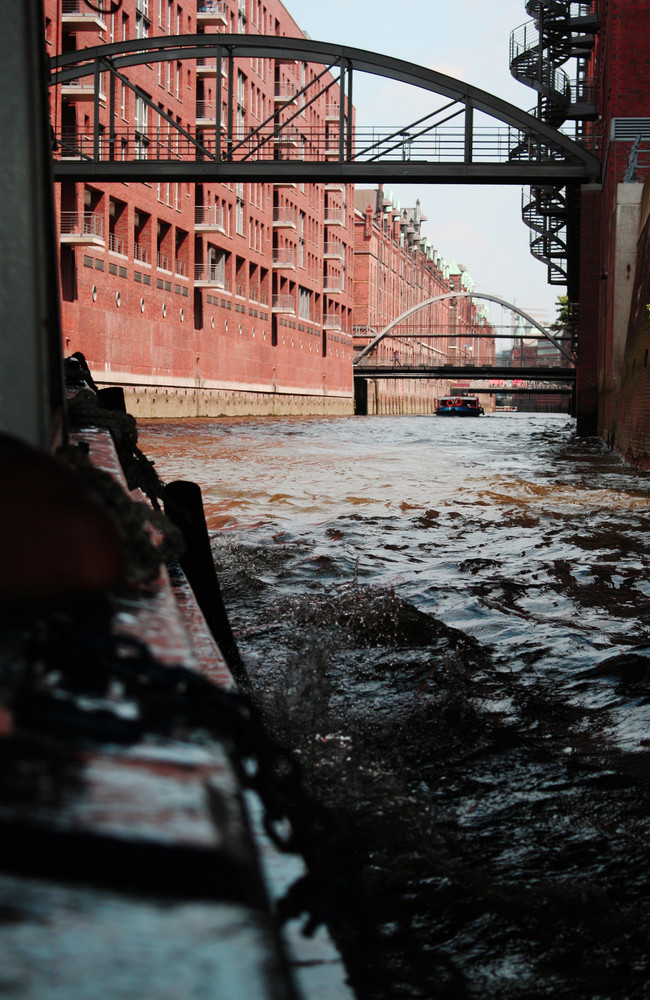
[112,382,354,419]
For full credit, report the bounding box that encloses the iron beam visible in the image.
[51,159,597,184]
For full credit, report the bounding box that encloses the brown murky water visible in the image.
[139,413,650,1000]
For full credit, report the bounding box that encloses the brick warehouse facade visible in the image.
[44,0,356,417]
[353,186,495,414]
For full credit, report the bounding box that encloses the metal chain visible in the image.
[13,598,365,958]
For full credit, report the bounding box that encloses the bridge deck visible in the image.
[353,365,577,381]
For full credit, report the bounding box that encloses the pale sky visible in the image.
[288,0,564,323]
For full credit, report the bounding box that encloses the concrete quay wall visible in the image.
[96,372,354,418]
[606,180,650,469]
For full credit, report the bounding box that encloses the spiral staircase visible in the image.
[510,1,600,308]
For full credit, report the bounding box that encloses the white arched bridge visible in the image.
[353,293,576,382]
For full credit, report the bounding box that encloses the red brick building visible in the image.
[352,186,495,413]
[44,0,356,416]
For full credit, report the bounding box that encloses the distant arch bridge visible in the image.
[353,292,576,382]
[49,35,601,186]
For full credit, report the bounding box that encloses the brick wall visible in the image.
[45,0,355,414]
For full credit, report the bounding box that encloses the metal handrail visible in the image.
[60,210,103,237]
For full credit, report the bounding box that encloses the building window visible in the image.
[135,8,149,41]
[299,211,305,268]
[298,287,311,321]
[237,71,246,139]
[135,95,149,159]
[236,183,245,235]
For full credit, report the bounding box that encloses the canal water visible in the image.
[139,413,650,1000]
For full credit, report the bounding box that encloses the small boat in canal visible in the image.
[435,394,485,416]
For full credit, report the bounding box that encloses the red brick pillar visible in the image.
[576,184,603,436]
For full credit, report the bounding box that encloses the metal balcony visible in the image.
[61,79,105,103]
[108,233,126,255]
[60,211,104,246]
[196,60,218,78]
[195,205,225,232]
[323,314,342,330]
[272,294,295,314]
[61,0,106,32]
[196,2,228,26]
[274,84,298,103]
[272,207,297,228]
[195,102,224,128]
[133,242,150,264]
[324,207,345,226]
[194,263,228,288]
[272,248,296,269]
[324,242,344,259]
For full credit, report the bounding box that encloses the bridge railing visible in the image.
[50,123,586,167]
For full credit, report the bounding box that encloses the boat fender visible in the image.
[164,480,246,681]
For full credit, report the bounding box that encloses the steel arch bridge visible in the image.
[49,34,601,186]
[355,292,571,360]
[353,292,576,382]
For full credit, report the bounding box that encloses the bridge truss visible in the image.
[49,35,601,186]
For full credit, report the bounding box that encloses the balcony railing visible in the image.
[323,242,344,259]
[324,207,345,226]
[195,205,225,231]
[273,206,297,227]
[60,211,104,245]
[272,248,296,268]
[272,294,295,313]
[108,232,126,255]
[194,263,228,288]
[133,242,150,264]
[274,84,298,102]
[196,2,228,25]
[175,259,187,277]
[195,102,225,126]
[323,314,342,330]
[61,0,106,30]
[325,104,340,120]
[157,251,170,270]
[60,79,105,103]
[196,59,218,77]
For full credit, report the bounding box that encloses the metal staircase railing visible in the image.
[509,1,600,292]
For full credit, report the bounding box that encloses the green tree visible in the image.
[551,295,570,330]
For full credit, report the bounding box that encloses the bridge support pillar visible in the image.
[576,184,602,435]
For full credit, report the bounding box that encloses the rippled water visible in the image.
[139,413,650,999]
